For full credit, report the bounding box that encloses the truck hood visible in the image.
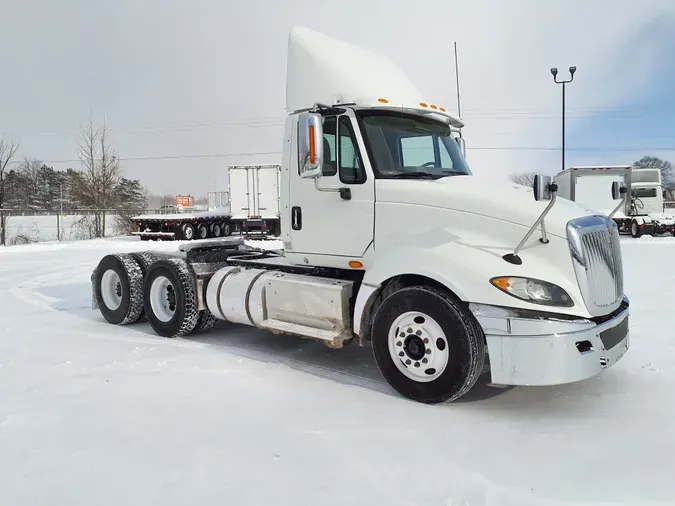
[375,175,591,238]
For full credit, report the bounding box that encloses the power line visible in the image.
[12,104,675,138]
[14,146,675,166]
[8,150,283,165]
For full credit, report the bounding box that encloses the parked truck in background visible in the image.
[227,164,281,237]
[555,165,675,237]
[91,26,630,404]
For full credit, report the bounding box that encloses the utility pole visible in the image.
[550,66,576,172]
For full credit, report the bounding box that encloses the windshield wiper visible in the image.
[387,172,438,180]
[440,169,466,176]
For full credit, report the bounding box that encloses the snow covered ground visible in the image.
[0,236,673,505]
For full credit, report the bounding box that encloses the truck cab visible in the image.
[630,168,666,214]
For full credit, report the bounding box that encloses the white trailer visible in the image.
[91,26,629,405]
[227,164,281,237]
[555,165,675,237]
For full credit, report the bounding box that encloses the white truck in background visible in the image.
[227,164,281,237]
[91,26,630,405]
[555,165,675,237]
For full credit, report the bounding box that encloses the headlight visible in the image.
[490,276,574,307]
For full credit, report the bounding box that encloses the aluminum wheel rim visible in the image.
[213,224,221,236]
[199,226,207,239]
[184,227,194,240]
[100,269,123,310]
[388,311,449,382]
[149,275,176,322]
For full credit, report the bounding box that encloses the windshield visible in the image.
[632,187,658,198]
[355,109,471,180]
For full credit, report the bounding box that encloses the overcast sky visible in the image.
[2,0,675,196]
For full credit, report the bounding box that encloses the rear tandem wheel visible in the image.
[93,253,144,325]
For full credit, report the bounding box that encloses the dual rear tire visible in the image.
[93,253,217,336]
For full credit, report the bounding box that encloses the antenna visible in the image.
[454,41,462,117]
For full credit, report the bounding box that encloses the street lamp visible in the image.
[550,66,576,172]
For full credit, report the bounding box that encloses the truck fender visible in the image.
[353,246,468,339]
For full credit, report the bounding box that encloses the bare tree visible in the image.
[74,113,121,237]
[633,156,674,188]
[19,157,44,210]
[0,136,20,245]
[509,171,537,187]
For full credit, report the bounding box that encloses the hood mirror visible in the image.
[609,181,628,218]
[503,173,558,265]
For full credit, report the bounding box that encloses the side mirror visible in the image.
[611,181,627,200]
[455,136,466,157]
[297,112,324,179]
[533,174,556,201]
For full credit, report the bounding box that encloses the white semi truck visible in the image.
[90,27,630,404]
[555,165,675,238]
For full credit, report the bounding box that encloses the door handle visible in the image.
[291,206,302,230]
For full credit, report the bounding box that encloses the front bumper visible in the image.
[470,297,630,386]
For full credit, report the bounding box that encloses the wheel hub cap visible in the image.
[100,269,123,311]
[404,335,425,361]
[149,276,176,323]
[388,311,449,382]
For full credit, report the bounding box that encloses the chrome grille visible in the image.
[567,216,624,316]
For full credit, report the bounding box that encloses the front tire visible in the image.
[143,258,199,337]
[630,220,642,238]
[371,285,485,404]
[94,253,144,325]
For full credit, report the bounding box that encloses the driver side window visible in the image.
[321,116,337,177]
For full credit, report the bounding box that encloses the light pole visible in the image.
[550,66,576,172]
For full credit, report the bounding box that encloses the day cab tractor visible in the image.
[90,26,630,404]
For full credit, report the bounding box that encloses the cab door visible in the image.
[286,112,375,261]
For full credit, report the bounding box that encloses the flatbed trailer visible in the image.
[131,192,234,241]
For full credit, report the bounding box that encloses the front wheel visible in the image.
[371,285,485,404]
